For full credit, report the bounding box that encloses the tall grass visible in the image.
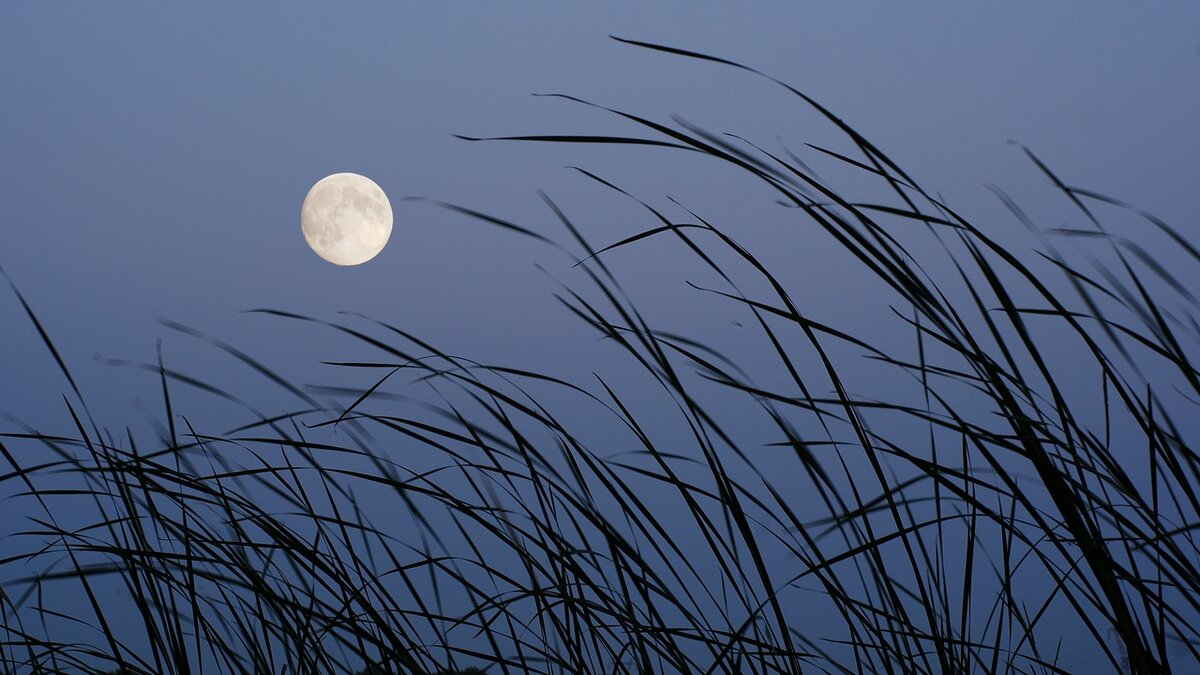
[2,40,1198,674]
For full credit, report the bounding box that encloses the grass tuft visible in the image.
[2,40,1198,674]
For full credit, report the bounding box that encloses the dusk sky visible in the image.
[2,5,1199,673]
[4,4,1197,428]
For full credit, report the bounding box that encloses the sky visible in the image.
[2,3,1199,671]
[3,3,1198,429]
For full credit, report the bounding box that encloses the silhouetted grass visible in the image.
[2,39,1198,674]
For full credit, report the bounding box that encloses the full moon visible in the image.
[301,173,393,266]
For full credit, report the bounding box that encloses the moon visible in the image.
[301,173,393,266]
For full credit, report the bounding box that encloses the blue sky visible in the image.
[3,4,1197,431]
[2,4,1199,671]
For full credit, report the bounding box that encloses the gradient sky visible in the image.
[4,3,1198,427]
[2,4,1199,670]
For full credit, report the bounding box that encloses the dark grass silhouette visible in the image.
[2,40,1198,674]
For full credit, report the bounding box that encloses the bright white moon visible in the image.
[301,173,393,266]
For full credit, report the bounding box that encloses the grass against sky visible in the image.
[2,4,1200,674]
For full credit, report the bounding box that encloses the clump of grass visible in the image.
[2,39,1198,674]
